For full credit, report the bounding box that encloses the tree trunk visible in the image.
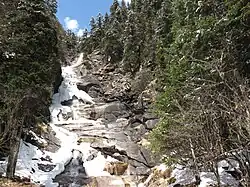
[213,161,221,186]
[6,118,23,178]
[5,91,32,178]
[189,138,201,185]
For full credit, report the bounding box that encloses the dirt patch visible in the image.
[0,177,38,187]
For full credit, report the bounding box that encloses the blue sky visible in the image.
[56,0,131,36]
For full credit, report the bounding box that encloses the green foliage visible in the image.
[79,0,170,74]
[151,0,250,176]
[77,1,250,178]
[0,0,61,155]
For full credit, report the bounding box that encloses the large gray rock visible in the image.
[143,113,157,121]
[93,102,128,120]
[77,76,102,93]
[125,124,147,142]
[88,176,138,187]
[145,119,160,130]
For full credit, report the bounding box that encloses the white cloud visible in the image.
[119,0,131,4]
[64,17,79,31]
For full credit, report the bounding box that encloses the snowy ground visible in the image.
[170,165,239,187]
[0,54,118,187]
[0,124,77,187]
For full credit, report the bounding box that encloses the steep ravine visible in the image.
[51,52,240,187]
[0,53,240,187]
[50,53,158,186]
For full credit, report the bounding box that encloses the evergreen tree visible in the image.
[45,0,57,14]
[123,12,141,73]
[0,0,61,177]
[96,13,103,29]
[90,17,97,34]
[110,0,120,17]
[103,12,110,26]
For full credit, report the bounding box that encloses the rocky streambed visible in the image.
[50,52,159,186]
[0,52,240,187]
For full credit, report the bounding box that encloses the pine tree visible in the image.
[123,12,141,73]
[110,0,120,17]
[45,0,57,14]
[0,0,61,177]
[103,12,110,26]
[96,13,103,29]
[90,17,97,34]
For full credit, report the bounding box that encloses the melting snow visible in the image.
[170,164,239,187]
[0,54,95,186]
[0,124,77,187]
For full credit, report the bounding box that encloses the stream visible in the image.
[40,53,155,186]
[49,56,121,186]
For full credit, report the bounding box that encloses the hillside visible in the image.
[78,0,250,185]
[0,0,249,186]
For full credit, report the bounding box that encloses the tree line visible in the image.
[0,0,249,184]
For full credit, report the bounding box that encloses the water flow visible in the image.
[54,149,89,187]
[51,56,94,186]
[51,55,116,186]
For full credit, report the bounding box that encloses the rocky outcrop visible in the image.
[53,51,160,186]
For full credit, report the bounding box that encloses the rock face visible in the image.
[54,51,159,186]
[54,150,90,186]
[74,51,159,174]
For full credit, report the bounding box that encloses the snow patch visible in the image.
[77,142,117,177]
[170,164,239,187]
[0,124,77,187]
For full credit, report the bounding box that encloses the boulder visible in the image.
[103,161,128,175]
[38,164,56,172]
[146,119,160,130]
[77,76,102,93]
[88,176,137,187]
[94,102,128,120]
[143,113,157,121]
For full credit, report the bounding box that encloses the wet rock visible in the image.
[61,99,73,106]
[24,123,60,153]
[54,150,90,186]
[42,125,60,153]
[40,156,52,162]
[62,112,73,120]
[86,153,98,161]
[38,164,56,172]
